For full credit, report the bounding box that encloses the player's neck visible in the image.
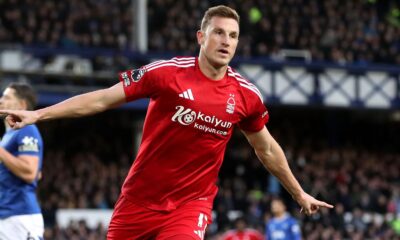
[4,121,11,130]
[275,212,287,219]
[198,54,227,80]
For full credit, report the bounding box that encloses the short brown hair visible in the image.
[200,5,240,31]
[7,82,37,110]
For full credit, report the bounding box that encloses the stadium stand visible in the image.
[150,0,400,65]
[0,0,132,49]
[0,0,399,65]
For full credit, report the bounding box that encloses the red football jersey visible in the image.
[119,57,269,211]
[221,229,264,240]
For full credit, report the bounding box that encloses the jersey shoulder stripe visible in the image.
[172,56,196,61]
[145,57,195,68]
[145,57,195,72]
[227,67,264,103]
[144,57,195,69]
[227,67,261,91]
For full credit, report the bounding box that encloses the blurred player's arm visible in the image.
[290,220,302,240]
[242,126,333,215]
[0,148,38,183]
[0,82,126,128]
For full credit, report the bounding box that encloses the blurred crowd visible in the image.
[31,108,400,239]
[1,0,400,65]
[0,0,132,49]
[34,111,137,239]
[148,0,400,65]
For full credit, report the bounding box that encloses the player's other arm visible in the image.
[0,148,38,183]
[265,224,272,240]
[242,126,334,215]
[291,221,302,240]
[0,82,126,129]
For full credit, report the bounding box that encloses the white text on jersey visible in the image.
[171,106,232,136]
[172,106,232,128]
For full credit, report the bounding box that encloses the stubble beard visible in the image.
[207,52,231,70]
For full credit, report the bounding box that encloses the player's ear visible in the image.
[197,30,205,45]
[18,99,28,110]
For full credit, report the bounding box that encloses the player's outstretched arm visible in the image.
[242,127,334,215]
[0,82,126,129]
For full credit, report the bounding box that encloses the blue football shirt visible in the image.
[0,125,43,219]
[266,213,301,240]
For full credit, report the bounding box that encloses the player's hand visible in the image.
[296,192,334,216]
[0,109,39,129]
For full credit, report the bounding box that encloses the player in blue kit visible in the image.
[266,198,302,240]
[0,82,44,240]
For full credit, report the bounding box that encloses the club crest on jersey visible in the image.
[226,94,235,114]
[131,68,146,82]
[19,136,39,152]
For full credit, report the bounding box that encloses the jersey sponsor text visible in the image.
[171,106,232,135]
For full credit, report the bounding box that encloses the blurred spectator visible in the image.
[265,198,301,240]
[220,217,264,240]
[44,221,107,240]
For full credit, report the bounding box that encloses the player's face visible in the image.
[235,219,246,231]
[0,88,25,110]
[271,200,286,215]
[197,16,239,68]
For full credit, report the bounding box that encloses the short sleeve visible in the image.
[17,127,41,156]
[238,97,269,132]
[119,66,161,102]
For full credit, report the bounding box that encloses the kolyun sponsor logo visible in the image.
[171,106,232,136]
[172,106,232,128]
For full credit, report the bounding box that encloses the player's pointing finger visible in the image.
[316,200,334,208]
